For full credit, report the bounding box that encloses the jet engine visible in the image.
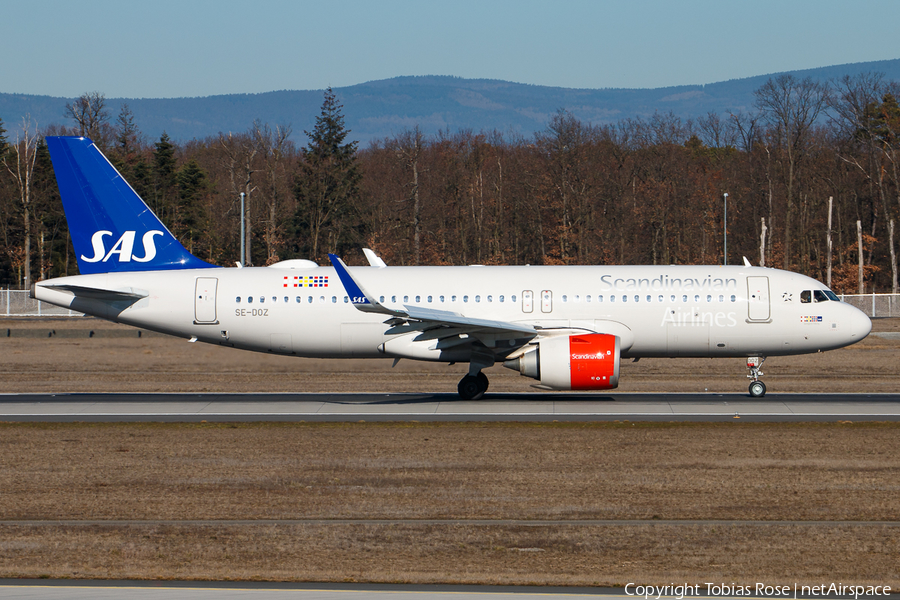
[503,333,620,390]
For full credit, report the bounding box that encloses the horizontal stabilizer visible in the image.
[40,284,149,301]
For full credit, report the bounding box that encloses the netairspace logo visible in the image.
[624,583,892,599]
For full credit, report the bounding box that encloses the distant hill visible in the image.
[2,59,899,146]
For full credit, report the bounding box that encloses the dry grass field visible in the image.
[0,422,898,586]
[1,317,899,586]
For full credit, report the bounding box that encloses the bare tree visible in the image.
[697,111,738,149]
[252,121,293,265]
[390,126,425,264]
[1,117,40,288]
[754,75,828,270]
[219,132,258,265]
[65,91,110,146]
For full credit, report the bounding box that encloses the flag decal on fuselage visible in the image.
[283,276,329,288]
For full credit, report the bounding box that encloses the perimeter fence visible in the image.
[1,289,83,317]
[3,288,900,319]
[840,293,900,317]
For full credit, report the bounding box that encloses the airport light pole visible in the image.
[723,192,728,266]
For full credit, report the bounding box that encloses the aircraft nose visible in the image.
[847,306,872,341]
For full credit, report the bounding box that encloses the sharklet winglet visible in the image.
[327,254,405,317]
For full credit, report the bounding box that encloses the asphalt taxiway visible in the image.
[2,392,899,422]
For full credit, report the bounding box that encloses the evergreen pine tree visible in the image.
[292,88,362,260]
[175,159,209,254]
[152,132,177,223]
[0,116,8,162]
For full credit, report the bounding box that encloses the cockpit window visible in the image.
[802,289,838,303]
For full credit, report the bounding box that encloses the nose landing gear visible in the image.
[747,356,766,397]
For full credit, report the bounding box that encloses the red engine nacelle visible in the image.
[504,333,620,390]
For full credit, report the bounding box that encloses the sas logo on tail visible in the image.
[81,230,165,263]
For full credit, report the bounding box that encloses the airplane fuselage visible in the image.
[34,263,871,362]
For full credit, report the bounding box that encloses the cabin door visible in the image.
[194,277,218,324]
[747,276,770,321]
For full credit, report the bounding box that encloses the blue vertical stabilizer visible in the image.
[46,136,217,274]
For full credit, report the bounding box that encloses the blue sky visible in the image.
[4,0,898,98]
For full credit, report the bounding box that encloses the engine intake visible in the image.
[504,333,620,390]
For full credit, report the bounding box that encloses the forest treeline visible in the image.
[2,73,900,294]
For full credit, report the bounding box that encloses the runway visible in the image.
[2,392,900,422]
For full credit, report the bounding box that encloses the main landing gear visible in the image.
[747,356,767,397]
[458,352,494,400]
[458,372,489,400]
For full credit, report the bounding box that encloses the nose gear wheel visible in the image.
[747,356,767,397]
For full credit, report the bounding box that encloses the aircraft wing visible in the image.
[328,254,537,340]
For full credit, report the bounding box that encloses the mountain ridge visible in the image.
[2,58,899,145]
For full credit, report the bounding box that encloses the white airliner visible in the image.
[32,137,872,399]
